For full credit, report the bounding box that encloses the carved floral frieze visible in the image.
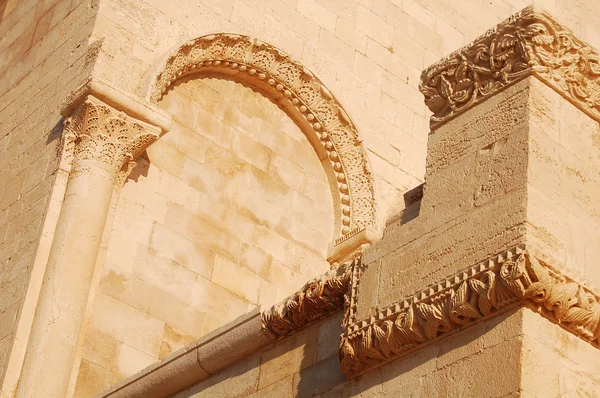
[149,33,376,240]
[420,6,600,126]
[63,96,160,178]
[338,245,600,378]
[261,260,354,339]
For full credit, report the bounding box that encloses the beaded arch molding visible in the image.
[148,33,376,242]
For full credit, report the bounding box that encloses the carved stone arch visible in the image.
[147,33,376,256]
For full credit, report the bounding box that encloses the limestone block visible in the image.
[91,293,165,358]
[159,325,197,360]
[72,359,119,398]
[133,246,199,306]
[297,0,337,34]
[147,288,206,338]
[149,223,215,279]
[212,254,261,304]
[258,325,318,389]
[356,5,393,48]
[98,271,153,313]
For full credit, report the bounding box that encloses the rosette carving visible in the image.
[420,6,600,126]
[339,245,600,378]
[63,96,160,178]
[261,261,353,339]
[149,33,376,240]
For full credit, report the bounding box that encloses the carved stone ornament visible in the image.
[420,6,600,126]
[63,95,160,179]
[148,33,376,240]
[338,245,600,378]
[261,260,354,339]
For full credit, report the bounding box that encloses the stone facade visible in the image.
[3,0,600,398]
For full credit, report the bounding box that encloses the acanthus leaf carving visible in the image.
[261,260,353,340]
[420,6,600,126]
[63,96,160,180]
[339,246,600,378]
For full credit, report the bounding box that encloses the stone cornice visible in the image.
[338,245,600,378]
[420,6,600,127]
[261,261,353,339]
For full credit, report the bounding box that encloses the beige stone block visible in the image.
[190,276,251,324]
[269,153,307,192]
[211,254,261,304]
[318,29,355,65]
[297,0,337,33]
[98,271,153,313]
[178,124,208,163]
[353,52,383,87]
[133,245,199,305]
[258,121,296,160]
[145,140,185,177]
[221,180,283,231]
[0,272,26,313]
[231,130,272,173]
[356,5,393,48]
[258,326,318,389]
[163,203,242,263]
[72,359,119,398]
[91,292,165,357]
[204,141,252,180]
[250,376,293,397]
[258,279,279,308]
[366,39,407,81]
[81,328,120,371]
[240,243,272,279]
[159,90,198,130]
[147,287,206,338]
[193,107,235,150]
[336,18,367,53]
[159,324,197,360]
[221,99,263,141]
[254,225,288,262]
[149,222,215,279]
[117,343,156,378]
[0,303,18,340]
[180,157,222,198]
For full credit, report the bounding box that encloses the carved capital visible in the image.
[420,6,600,126]
[261,261,353,339]
[63,96,160,178]
[339,245,600,378]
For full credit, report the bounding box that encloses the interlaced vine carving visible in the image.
[149,33,376,240]
[339,245,600,378]
[63,96,160,179]
[420,6,600,126]
[261,261,353,339]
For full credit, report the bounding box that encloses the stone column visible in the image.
[17,96,160,398]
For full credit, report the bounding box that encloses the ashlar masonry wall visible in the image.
[75,77,336,397]
[0,0,99,390]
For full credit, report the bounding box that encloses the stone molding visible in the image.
[148,33,376,242]
[420,6,600,127]
[261,261,353,339]
[338,245,600,378]
[62,95,161,178]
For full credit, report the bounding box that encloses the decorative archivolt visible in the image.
[420,6,600,126]
[148,33,376,242]
[339,245,600,378]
